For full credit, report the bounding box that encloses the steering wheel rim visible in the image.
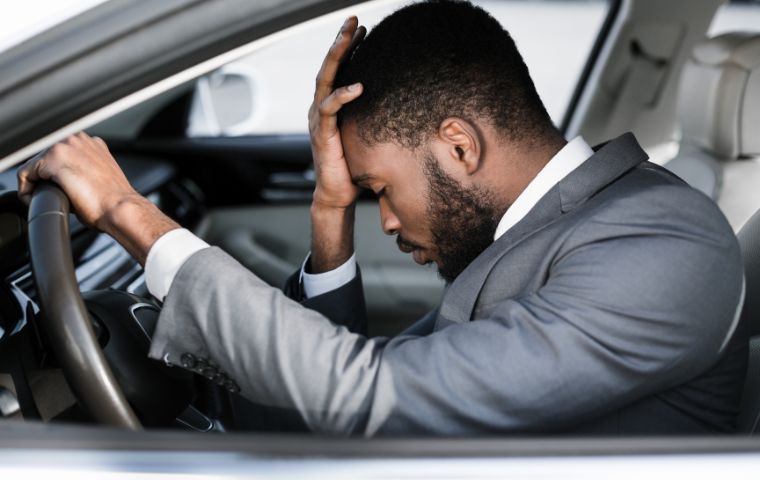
[27,183,141,429]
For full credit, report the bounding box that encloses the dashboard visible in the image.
[0,154,205,422]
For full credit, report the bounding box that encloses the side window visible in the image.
[187,0,610,138]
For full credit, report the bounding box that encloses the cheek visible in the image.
[391,192,432,238]
[398,173,429,215]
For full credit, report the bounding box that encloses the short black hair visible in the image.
[335,0,558,150]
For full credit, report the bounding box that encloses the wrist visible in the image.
[312,188,357,211]
[310,201,355,273]
[97,193,151,233]
[310,198,355,218]
[98,194,180,265]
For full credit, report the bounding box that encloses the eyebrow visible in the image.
[351,173,375,187]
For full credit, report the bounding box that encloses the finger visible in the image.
[92,136,107,148]
[16,164,33,204]
[16,151,47,202]
[309,21,363,127]
[317,83,363,131]
[68,131,95,149]
[64,132,98,158]
[90,136,111,154]
[308,23,363,115]
[63,132,83,145]
[314,16,359,101]
[347,25,366,58]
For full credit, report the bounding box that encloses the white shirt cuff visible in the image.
[300,252,357,298]
[145,228,210,301]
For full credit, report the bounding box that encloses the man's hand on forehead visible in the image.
[307,17,366,273]
[308,16,366,212]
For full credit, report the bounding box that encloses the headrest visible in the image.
[678,33,760,159]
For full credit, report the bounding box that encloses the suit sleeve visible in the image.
[283,267,367,335]
[148,205,742,435]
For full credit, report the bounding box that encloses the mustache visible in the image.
[396,235,424,250]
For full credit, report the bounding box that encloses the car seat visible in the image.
[665,33,760,231]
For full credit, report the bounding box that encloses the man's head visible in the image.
[335,0,564,281]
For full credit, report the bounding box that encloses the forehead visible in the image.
[340,122,421,183]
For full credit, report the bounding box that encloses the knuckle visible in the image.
[311,134,327,148]
[50,143,68,155]
[321,93,337,107]
[49,144,64,156]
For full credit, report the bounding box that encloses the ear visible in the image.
[437,117,482,176]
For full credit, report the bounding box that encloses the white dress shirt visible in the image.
[144,137,593,301]
[493,136,593,239]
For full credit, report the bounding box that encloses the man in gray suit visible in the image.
[18,1,747,435]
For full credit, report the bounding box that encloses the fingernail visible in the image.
[348,83,361,91]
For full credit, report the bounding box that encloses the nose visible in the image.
[378,197,401,236]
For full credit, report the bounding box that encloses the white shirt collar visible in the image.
[493,136,593,240]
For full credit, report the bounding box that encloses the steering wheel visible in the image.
[27,183,141,429]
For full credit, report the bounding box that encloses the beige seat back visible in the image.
[666,33,760,230]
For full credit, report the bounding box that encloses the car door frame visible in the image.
[0,0,759,466]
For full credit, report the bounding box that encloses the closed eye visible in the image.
[351,173,375,189]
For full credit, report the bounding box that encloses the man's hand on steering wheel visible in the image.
[17,132,179,265]
[18,132,137,227]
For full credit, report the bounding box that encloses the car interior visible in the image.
[0,0,759,437]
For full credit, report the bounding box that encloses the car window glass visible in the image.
[186,0,609,138]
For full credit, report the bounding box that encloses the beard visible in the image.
[422,156,502,283]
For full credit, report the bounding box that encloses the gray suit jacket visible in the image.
[148,133,746,435]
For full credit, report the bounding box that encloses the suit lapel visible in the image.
[435,132,649,328]
[559,132,648,212]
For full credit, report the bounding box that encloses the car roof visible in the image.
[0,0,110,55]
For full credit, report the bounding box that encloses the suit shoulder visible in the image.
[593,161,732,231]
